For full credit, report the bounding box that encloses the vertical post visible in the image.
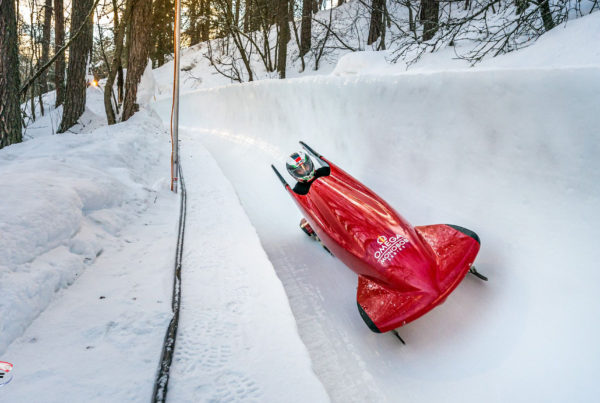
[171,0,181,192]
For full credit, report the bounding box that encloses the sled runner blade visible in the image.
[469,266,488,281]
[392,330,406,345]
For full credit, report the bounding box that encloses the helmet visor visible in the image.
[286,151,316,182]
[293,160,313,179]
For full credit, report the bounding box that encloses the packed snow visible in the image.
[167,139,327,402]
[1,7,599,403]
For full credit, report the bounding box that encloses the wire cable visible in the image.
[151,163,186,403]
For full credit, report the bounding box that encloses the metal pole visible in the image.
[171,0,181,193]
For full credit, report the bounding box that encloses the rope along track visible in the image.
[152,164,187,403]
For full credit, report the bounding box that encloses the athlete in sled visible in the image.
[271,142,486,340]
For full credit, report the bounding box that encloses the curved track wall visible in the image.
[153,68,600,402]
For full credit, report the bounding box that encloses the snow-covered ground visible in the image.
[1,74,328,401]
[0,107,179,400]
[167,138,327,402]
[1,8,599,403]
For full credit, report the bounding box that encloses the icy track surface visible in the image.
[154,67,600,402]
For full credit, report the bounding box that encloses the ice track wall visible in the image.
[160,68,600,228]
[153,68,600,401]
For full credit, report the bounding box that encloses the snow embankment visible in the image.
[153,66,600,401]
[333,11,600,75]
[0,111,171,355]
[167,138,328,402]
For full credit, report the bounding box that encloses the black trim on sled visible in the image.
[357,302,381,333]
[299,141,322,159]
[447,224,480,245]
[292,167,330,195]
[271,165,290,188]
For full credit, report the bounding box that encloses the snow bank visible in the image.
[0,110,170,355]
[332,51,395,76]
[478,11,600,69]
[332,11,600,76]
[137,60,158,108]
[153,66,600,401]
[1,184,177,402]
[166,138,328,402]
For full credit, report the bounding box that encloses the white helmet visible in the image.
[286,151,315,182]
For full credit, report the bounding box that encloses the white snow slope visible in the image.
[152,14,600,403]
[1,85,327,401]
[0,110,179,400]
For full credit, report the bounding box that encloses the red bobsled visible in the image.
[272,142,485,335]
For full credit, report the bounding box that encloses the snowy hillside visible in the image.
[1,6,599,403]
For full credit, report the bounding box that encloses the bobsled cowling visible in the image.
[274,144,480,334]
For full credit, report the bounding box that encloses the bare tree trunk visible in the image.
[57,0,95,133]
[0,0,22,148]
[243,0,249,32]
[110,0,125,104]
[537,0,555,31]
[300,0,312,57]
[40,0,53,95]
[150,0,173,67]
[29,2,37,121]
[420,0,439,41]
[235,0,240,26]
[122,0,152,121]
[104,0,132,124]
[367,0,384,45]
[407,0,416,37]
[202,0,211,41]
[54,0,65,106]
[30,85,36,121]
[188,0,200,44]
[277,0,289,78]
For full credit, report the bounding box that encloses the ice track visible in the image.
[154,68,600,402]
